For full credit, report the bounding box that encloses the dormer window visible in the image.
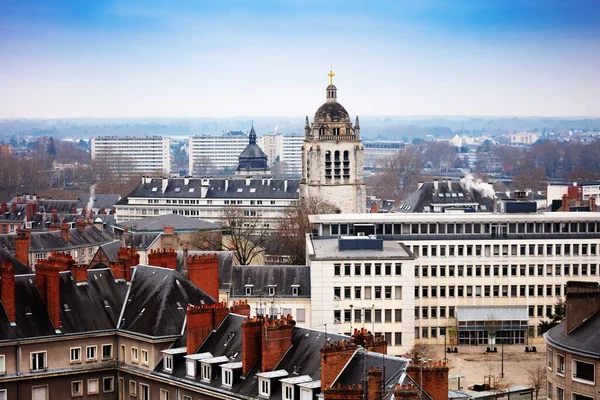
[245,284,253,296]
[268,285,277,296]
[223,369,233,387]
[283,384,294,400]
[291,285,300,296]
[259,378,271,398]
[164,355,173,373]
[186,359,197,378]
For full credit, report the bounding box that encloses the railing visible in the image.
[319,135,356,141]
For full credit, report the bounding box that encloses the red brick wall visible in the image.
[69,264,88,283]
[35,261,62,329]
[320,341,358,390]
[148,248,177,270]
[15,228,30,267]
[242,318,263,376]
[0,262,15,323]
[367,367,383,400]
[323,384,364,400]
[187,253,219,301]
[407,363,449,400]
[230,300,251,317]
[261,317,293,372]
[186,304,217,354]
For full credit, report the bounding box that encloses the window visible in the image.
[164,354,173,372]
[259,378,271,397]
[395,263,402,275]
[375,287,381,299]
[334,287,341,300]
[297,308,306,322]
[70,347,81,363]
[131,347,139,364]
[385,309,392,323]
[284,384,294,400]
[186,359,196,377]
[573,360,595,383]
[334,264,341,275]
[344,287,351,299]
[547,382,552,400]
[0,355,4,375]
[140,384,150,400]
[556,387,564,400]
[354,287,361,299]
[31,351,46,371]
[547,349,553,369]
[334,310,341,323]
[395,286,402,299]
[160,389,170,400]
[345,263,351,275]
[395,309,402,322]
[129,381,137,396]
[142,349,149,366]
[556,354,565,375]
[375,309,382,323]
[32,386,48,400]
[103,377,114,393]
[223,369,233,387]
[102,344,113,360]
[385,286,392,299]
[71,381,83,397]
[268,286,276,296]
[88,378,99,395]
[86,345,97,361]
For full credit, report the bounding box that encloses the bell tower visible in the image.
[300,70,366,214]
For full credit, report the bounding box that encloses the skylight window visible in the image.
[237,188,243,192]
[458,193,464,197]
[445,193,451,198]
[151,188,158,192]
[189,188,195,192]
[249,188,256,193]
[451,193,458,198]
[174,188,181,192]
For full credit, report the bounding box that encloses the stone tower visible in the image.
[300,72,366,213]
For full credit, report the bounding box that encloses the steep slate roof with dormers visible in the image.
[230,265,311,298]
[398,181,494,213]
[118,214,220,232]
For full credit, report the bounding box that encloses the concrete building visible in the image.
[307,211,600,355]
[300,71,366,214]
[262,133,304,177]
[189,132,252,175]
[510,132,539,145]
[91,136,171,175]
[547,182,600,209]
[363,141,406,169]
[545,281,600,400]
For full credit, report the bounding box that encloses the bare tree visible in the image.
[510,167,547,192]
[403,343,439,364]
[272,196,338,265]
[527,365,546,400]
[192,155,215,176]
[191,205,268,265]
[367,148,423,200]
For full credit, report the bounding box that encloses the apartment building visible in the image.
[262,133,304,177]
[189,132,253,175]
[114,176,299,228]
[545,282,600,400]
[510,132,540,145]
[363,141,405,169]
[0,249,433,400]
[91,136,171,175]
[307,211,600,355]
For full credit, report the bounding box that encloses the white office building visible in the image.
[189,132,253,175]
[307,212,600,356]
[91,136,171,175]
[262,133,304,177]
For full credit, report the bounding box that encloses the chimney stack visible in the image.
[75,219,86,234]
[187,253,219,301]
[367,367,383,400]
[261,315,294,372]
[407,360,449,400]
[242,317,263,376]
[35,256,69,330]
[0,202,6,214]
[11,202,17,213]
[69,264,88,283]
[320,341,358,390]
[15,228,31,267]
[1,261,16,325]
[370,202,379,214]
[70,205,77,214]
[186,302,229,354]
[565,281,600,334]
[561,193,570,212]
[51,208,58,224]
[110,247,140,281]
[148,248,178,271]
[61,223,70,244]
[590,196,597,212]
[230,300,251,317]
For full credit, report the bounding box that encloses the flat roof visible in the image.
[310,238,413,260]
[309,211,600,224]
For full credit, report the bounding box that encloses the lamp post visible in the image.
[442,334,447,363]
[501,338,504,379]
[349,304,353,332]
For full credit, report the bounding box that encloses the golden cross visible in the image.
[328,69,335,85]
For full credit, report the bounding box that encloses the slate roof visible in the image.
[334,351,408,394]
[0,204,27,222]
[545,312,600,358]
[97,240,123,264]
[118,265,216,338]
[35,200,77,214]
[77,194,121,211]
[398,181,495,213]
[121,233,161,251]
[119,178,299,202]
[230,265,310,298]
[118,214,220,232]
[28,226,115,252]
[0,248,32,274]
[175,250,234,291]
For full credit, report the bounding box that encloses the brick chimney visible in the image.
[373,335,387,355]
[230,300,251,317]
[163,226,175,235]
[69,264,88,283]
[590,196,597,212]
[320,341,358,389]
[35,258,66,329]
[186,302,230,354]
[407,360,449,400]
[111,247,140,281]
[25,202,36,221]
[51,208,58,224]
[370,202,379,214]
[323,383,363,400]
[11,202,17,214]
[262,315,294,372]
[70,205,77,214]
[351,328,374,348]
[367,367,383,400]
[61,223,70,244]
[242,317,263,376]
[187,253,219,300]
[75,219,86,234]
[15,228,31,267]
[566,281,600,334]
[0,202,6,214]
[561,193,570,212]
[49,224,60,232]
[1,261,16,325]
[148,248,177,270]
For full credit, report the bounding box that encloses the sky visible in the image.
[1,0,599,118]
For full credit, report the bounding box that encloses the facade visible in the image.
[300,72,366,214]
[91,136,171,175]
[510,132,540,145]
[547,182,600,208]
[545,282,600,400]
[114,177,299,229]
[236,127,271,176]
[308,211,600,355]
[189,132,252,175]
[363,141,406,170]
[262,133,304,177]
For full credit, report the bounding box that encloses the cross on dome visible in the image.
[328,69,335,85]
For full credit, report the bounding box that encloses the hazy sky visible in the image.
[1,0,599,118]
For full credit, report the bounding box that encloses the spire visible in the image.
[249,125,256,145]
[355,116,360,128]
[304,116,311,137]
[354,116,360,138]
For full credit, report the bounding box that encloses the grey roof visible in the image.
[119,178,299,201]
[122,232,161,251]
[118,214,220,232]
[175,250,234,290]
[0,248,32,274]
[334,351,408,395]
[77,194,121,211]
[0,204,26,222]
[230,265,311,298]
[35,200,77,214]
[314,101,350,123]
[119,265,216,338]
[399,181,495,213]
[546,312,600,358]
[28,226,115,252]
[95,240,123,264]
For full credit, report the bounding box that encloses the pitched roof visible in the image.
[230,265,310,298]
[175,250,234,290]
[118,214,220,232]
[118,265,216,338]
[77,194,121,211]
[398,181,494,213]
[27,227,115,252]
[0,248,32,274]
[334,350,408,392]
[35,200,78,214]
[0,204,27,222]
[122,232,162,251]
[546,312,600,358]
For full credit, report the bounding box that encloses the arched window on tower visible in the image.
[325,151,331,179]
[333,127,340,136]
[319,126,325,136]
[343,150,350,180]
[334,151,341,179]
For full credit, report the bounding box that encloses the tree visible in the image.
[403,343,438,364]
[538,297,565,334]
[47,136,57,156]
[191,205,268,265]
[527,365,546,400]
[367,148,423,200]
[272,196,338,265]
